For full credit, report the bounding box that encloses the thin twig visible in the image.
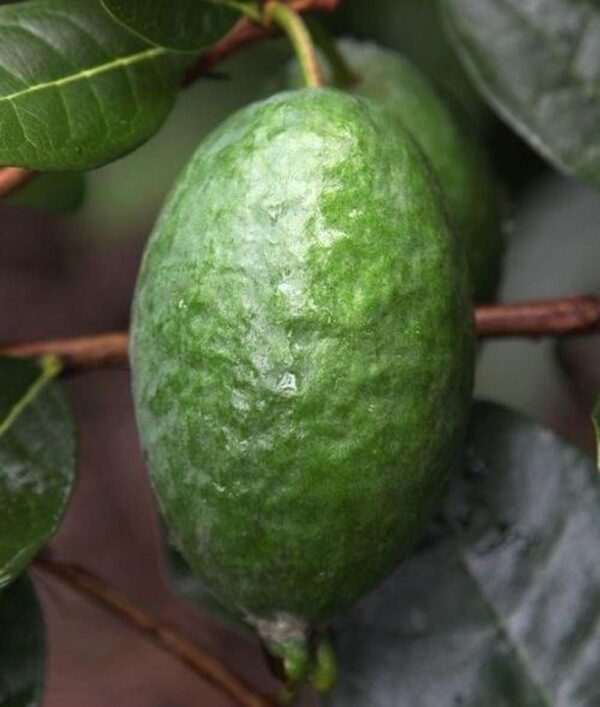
[0,167,37,198]
[34,560,276,707]
[1,332,129,374]
[475,295,600,337]
[1,296,599,374]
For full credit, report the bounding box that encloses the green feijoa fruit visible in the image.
[281,39,504,303]
[130,88,475,680]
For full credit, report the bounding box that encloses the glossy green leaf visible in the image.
[442,0,600,188]
[5,172,86,214]
[328,401,600,706]
[0,575,44,707]
[101,0,249,52]
[0,356,76,590]
[0,0,185,171]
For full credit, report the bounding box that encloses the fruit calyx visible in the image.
[253,613,337,694]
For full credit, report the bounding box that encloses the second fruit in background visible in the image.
[280,38,505,303]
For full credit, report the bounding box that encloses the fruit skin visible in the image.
[130,89,475,662]
[281,39,504,302]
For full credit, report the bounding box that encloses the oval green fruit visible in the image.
[130,88,475,678]
[281,39,504,303]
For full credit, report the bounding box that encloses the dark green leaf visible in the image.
[5,172,86,214]
[0,575,44,707]
[0,356,76,590]
[0,0,185,171]
[328,401,600,706]
[101,0,248,52]
[442,0,600,189]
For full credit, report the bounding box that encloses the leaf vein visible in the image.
[0,46,167,105]
[0,357,61,439]
[455,550,554,707]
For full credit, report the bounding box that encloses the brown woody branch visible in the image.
[474,295,600,337]
[34,560,276,707]
[1,332,129,374]
[0,167,37,198]
[2,296,599,374]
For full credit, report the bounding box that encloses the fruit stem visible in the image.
[225,1,263,22]
[263,2,324,88]
[310,632,337,693]
[307,20,360,88]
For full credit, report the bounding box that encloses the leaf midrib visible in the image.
[0,356,61,438]
[0,45,167,104]
[486,0,599,97]
[455,550,554,707]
